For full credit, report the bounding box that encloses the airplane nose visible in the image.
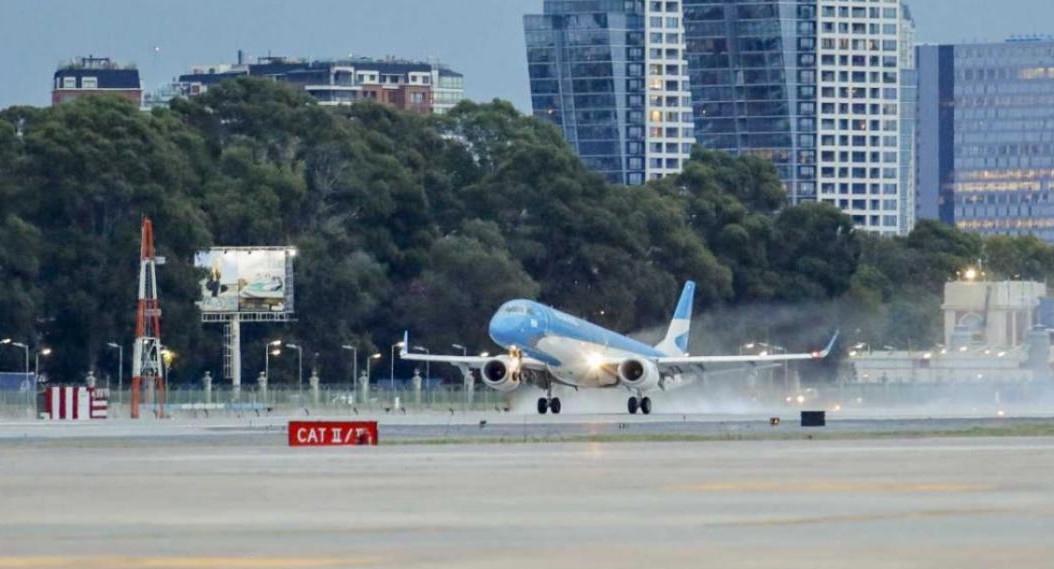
[489,315,521,347]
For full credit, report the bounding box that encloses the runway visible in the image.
[2,416,1054,568]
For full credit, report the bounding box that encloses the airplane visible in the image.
[400,281,838,415]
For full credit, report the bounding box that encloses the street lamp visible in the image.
[265,339,282,383]
[31,347,51,420]
[412,346,430,386]
[285,343,304,394]
[35,348,52,378]
[391,340,405,392]
[452,343,467,357]
[341,345,358,392]
[107,342,123,401]
[366,353,382,383]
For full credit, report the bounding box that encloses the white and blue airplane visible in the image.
[400,281,837,415]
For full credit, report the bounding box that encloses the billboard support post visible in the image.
[226,316,242,399]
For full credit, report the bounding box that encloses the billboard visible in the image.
[195,248,295,313]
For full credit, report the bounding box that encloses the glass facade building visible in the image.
[683,0,819,204]
[525,1,649,185]
[917,38,1054,242]
[525,0,693,186]
[527,0,913,235]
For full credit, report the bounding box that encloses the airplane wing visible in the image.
[655,331,839,367]
[397,332,547,370]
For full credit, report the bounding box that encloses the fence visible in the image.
[4,385,510,419]
[4,379,1051,420]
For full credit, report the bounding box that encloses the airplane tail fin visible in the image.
[655,281,695,356]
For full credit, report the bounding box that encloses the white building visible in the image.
[817,0,907,235]
[644,0,694,181]
[852,279,1052,384]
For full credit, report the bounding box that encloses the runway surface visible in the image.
[2,416,1054,568]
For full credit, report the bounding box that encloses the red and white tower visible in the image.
[131,218,164,419]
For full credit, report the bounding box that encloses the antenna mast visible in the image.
[131,218,164,419]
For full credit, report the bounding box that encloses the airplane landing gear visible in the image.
[538,382,562,415]
[537,396,562,415]
[628,395,652,415]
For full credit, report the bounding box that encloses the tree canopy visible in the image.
[0,78,1049,385]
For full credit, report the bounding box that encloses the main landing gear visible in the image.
[537,396,561,414]
[537,384,561,415]
[627,395,652,415]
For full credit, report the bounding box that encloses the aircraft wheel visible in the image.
[549,397,562,414]
[627,396,639,415]
[640,397,652,415]
[537,397,549,415]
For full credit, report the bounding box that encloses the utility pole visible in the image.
[342,345,357,394]
[107,342,123,404]
[285,343,303,395]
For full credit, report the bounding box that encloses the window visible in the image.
[62,76,76,89]
[81,76,97,89]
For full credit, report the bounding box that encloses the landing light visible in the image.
[587,353,605,369]
[796,395,805,404]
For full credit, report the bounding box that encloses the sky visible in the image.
[2,0,1054,112]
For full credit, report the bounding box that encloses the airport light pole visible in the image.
[32,347,51,420]
[107,342,123,403]
[452,343,467,357]
[35,348,51,379]
[265,339,282,383]
[412,346,430,386]
[390,341,405,393]
[341,345,357,393]
[366,353,381,383]
[285,343,303,395]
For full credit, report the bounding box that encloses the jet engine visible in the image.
[481,356,522,393]
[617,358,661,391]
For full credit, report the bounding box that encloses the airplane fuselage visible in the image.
[488,300,667,388]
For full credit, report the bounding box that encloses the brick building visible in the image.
[177,54,463,115]
[52,56,142,107]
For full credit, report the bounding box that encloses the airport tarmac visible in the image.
[2,419,1054,568]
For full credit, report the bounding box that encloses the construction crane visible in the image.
[131,218,164,419]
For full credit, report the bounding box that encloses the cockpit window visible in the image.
[503,305,529,314]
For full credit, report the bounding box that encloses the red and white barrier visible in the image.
[46,386,108,420]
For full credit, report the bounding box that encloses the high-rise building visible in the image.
[52,56,142,107]
[529,0,913,234]
[916,37,1054,242]
[177,54,464,115]
[683,1,819,206]
[814,1,910,235]
[899,5,917,233]
[524,1,694,185]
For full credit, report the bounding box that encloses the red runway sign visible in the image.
[288,421,378,446]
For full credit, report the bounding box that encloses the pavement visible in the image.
[2,415,1054,568]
